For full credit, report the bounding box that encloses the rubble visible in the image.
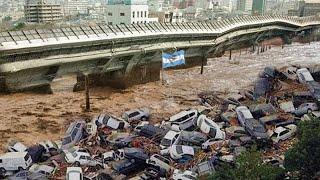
[0,64,319,179]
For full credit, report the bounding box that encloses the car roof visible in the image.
[237,106,254,119]
[67,167,82,173]
[274,126,287,134]
[0,152,28,158]
[169,109,197,121]
[164,130,179,139]
[124,109,141,114]
[298,68,314,81]
[75,151,90,156]
[174,145,194,154]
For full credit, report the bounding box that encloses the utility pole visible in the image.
[229,50,232,60]
[85,75,90,111]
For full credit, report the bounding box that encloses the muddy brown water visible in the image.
[0,41,319,151]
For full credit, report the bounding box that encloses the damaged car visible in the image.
[160,130,181,149]
[168,109,198,131]
[196,115,225,140]
[270,124,297,143]
[122,108,150,122]
[61,120,87,150]
[95,114,130,130]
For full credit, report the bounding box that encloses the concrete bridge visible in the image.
[0,15,320,93]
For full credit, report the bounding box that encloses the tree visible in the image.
[3,16,12,22]
[284,117,320,179]
[210,147,284,180]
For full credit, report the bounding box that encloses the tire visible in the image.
[75,161,81,166]
[307,109,312,114]
[0,168,6,174]
[18,167,24,171]
[141,116,147,121]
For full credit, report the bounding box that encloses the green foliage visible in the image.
[3,16,12,22]
[13,22,25,30]
[208,147,284,180]
[284,117,320,179]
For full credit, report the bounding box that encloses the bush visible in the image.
[284,117,320,179]
[210,147,284,180]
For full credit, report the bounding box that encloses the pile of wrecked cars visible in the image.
[0,65,319,179]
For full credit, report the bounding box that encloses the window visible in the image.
[145,11,147,17]
[132,11,135,18]
[0,159,2,163]
[120,13,125,16]
[108,22,113,25]
[137,11,139,17]
[108,12,112,16]
[129,111,140,118]
[80,156,86,160]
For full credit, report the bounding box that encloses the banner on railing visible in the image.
[162,50,185,69]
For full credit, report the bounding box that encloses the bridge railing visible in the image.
[0,15,320,51]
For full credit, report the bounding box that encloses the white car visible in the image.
[271,124,297,143]
[196,115,225,139]
[160,130,181,149]
[29,164,55,177]
[66,167,83,180]
[172,169,198,180]
[235,106,254,127]
[169,145,195,160]
[297,68,314,84]
[7,141,27,152]
[201,139,227,150]
[101,149,125,162]
[294,103,319,116]
[146,154,171,171]
[65,150,101,167]
[122,108,150,122]
[169,109,198,131]
[95,114,130,130]
[86,119,98,137]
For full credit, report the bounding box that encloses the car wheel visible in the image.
[0,168,6,174]
[18,167,24,171]
[95,164,102,169]
[307,109,312,113]
[75,161,81,166]
[141,116,147,121]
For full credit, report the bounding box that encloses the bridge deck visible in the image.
[0,15,319,52]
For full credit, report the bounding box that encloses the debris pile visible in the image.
[1,65,320,179]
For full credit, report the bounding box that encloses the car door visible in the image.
[86,156,95,166]
[279,130,290,141]
[79,155,86,165]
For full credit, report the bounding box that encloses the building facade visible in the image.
[105,0,155,25]
[237,0,253,14]
[252,0,266,15]
[25,0,62,23]
[63,0,90,16]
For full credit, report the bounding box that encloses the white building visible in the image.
[64,0,90,16]
[105,0,157,25]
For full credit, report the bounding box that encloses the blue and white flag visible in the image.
[162,50,185,69]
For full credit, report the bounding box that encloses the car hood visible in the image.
[64,152,75,163]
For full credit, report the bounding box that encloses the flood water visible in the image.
[0,41,319,150]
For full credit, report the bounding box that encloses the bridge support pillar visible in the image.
[74,61,162,91]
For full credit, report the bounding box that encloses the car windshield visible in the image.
[62,136,72,145]
[161,139,171,146]
[72,152,78,158]
[176,146,183,154]
[24,154,30,161]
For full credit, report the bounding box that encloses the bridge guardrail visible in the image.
[0,15,320,51]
